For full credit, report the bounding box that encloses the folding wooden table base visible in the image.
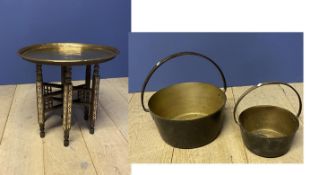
[36,64,100,146]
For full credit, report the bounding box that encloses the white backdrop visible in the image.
[132,0,336,174]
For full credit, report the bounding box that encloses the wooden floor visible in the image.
[129,82,303,163]
[0,78,129,175]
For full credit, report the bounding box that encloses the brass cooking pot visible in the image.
[233,82,302,157]
[141,52,227,149]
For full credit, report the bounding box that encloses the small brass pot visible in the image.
[233,82,302,158]
[141,52,227,149]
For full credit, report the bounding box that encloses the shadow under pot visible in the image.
[141,51,227,149]
[233,82,302,158]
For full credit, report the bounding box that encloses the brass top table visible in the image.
[18,43,119,146]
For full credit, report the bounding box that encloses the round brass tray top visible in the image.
[18,43,119,65]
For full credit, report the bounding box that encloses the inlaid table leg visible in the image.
[62,66,73,146]
[36,64,45,138]
[89,64,100,134]
[84,65,91,120]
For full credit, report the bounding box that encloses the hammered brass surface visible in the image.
[149,82,225,121]
[18,43,119,65]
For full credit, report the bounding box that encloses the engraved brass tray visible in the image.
[17,42,119,146]
[18,43,119,65]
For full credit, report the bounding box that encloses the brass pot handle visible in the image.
[141,51,227,112]
[233,82,302,125]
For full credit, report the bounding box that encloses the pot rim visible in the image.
[238,105,300,139]
[148,81,226,122]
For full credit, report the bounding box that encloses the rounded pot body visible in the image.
[151,108,225,149]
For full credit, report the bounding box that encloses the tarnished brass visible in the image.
[18,43,119,65]
[233,82,302,158]
[18,43,119,147]
[141,52,227,149]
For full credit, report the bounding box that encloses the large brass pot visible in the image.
[233,82,302,158]
[141,52,227,149]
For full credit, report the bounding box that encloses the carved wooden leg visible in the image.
[62,66,73,146]
[89,64,100,134]
[36,64,45,138]
[84,65,91,120]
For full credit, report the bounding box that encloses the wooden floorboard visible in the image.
[43,108,97,175]
[0,84,44,174]
[99,79,128,139]
[0,85,16,144]
[76,105,130,175]
[0,78,129,174]
[106,78,128,102]
[129,83,304,163]
[128,92,174,163]
[281,83,304,123]
[128,94,134,103]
